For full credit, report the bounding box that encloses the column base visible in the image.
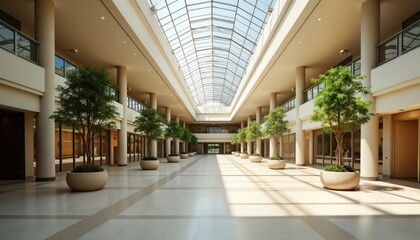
[296,164,305,166]
[36,177,56,182]
[361,176,378,181]
[118,164,127,167]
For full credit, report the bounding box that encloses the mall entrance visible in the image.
[0,109,25,179]
[204,143,223,154]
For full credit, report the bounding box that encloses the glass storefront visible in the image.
[313,129,361,170]
[282,134,295,161]
[54,123,110,172]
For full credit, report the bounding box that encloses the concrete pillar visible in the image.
[25,112,35,179]
[295,66,305,166]
[360,0,379,180]
[240,121,245,153]
[182,122,187,153]
[269,93,277,157]
[35,0,56,181]
[109,131,114,165]
[175,116,180,154]
[150,93,157,157]
[382,115,392,178]
[256,107,262,154]
[247,116,252,154]
[117,66,128,166]
[165,107,171,156]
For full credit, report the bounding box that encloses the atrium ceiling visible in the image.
[148,0,276,109]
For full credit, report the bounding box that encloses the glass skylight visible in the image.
[148,0,276,107]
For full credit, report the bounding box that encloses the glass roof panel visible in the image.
[148,0,276,107]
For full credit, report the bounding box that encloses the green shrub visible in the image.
[73,164,104,172]
[251,153,261,156]
[168,154,179,156]
[323,165,355,172]
[142,156,158,160]
[269,156,284,160]
[241,152,248,154]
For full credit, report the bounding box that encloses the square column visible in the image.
[117,66,128,166]
[295,66,305,166]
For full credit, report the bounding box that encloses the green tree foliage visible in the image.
[263,106,289,157]
[181,127,192,143]
[245,121,262,141]
[237,128,247,144]
[164,120,183,153]
[311,66,373,166]
[134,108,163,157]
[50,67,118,171]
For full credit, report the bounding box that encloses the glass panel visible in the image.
[17,34,37,62]
[55,55,65,76]
[378,37,398,64]
[402,21,420,53]
[65,61,77,77]
[0,22,15,52]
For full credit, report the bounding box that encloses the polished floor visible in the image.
[1,154,420,240]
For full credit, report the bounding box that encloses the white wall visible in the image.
[195,133,235,143]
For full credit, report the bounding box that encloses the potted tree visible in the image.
[263,106,289,169]
[164,120,183,163]
[51,67,118,191]
[311,66,372,190]
[134,108,163,170]
[230,134,239,156]
[246,121,263,162]
[237,128,249,159]
[190,134,198,155]
[179,127,190,159]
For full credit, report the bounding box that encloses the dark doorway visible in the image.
[0,109,24,179]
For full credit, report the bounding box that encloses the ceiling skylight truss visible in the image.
[148,0,276,107]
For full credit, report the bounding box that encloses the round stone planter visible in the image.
[180,153,189,159]
[239,153,249,159]
[66,170,108,192]
[320,170,360,190]
[232,151,236,155]
[234,152,240,157]
[188,152,194,157]
[167,155,181,163]
[249,155,263,162]
[267,159,286,169]
[140,160,160,170]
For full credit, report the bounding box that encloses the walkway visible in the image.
[1,154,420,239]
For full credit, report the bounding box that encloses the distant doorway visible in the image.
[393,119,418,181]
[206,143,222,154]
[0,110,24,179]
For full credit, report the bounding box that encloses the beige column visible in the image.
[269,93,277,157]
[382,115,392,178]
[182,122,186,153]
[295,66,305,166]
[35,0,56,181]
[150,93,158,157]
[117,66,128,166]
[360,0,379,180]
[165,107,171,156]
[247,116,252,154]
[240,121,245,153]
[175,116,180,154]
[25,112,35,179]
[256,107,262,154]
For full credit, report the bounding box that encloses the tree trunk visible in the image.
[335,131,344,166]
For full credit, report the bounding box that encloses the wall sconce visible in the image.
[339,49,348,55]
[69,49,78,54]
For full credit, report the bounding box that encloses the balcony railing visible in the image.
[377,20,420,65]
[282,97,296,112]
[304,57,361,102]
[0,20,38,63]
[127,96,148,113]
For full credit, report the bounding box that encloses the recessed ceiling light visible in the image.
[317,17,322,21]
[134,53,137,56]
[101,16,105,20]
[298,41,302,44]
[148,69,151,72]
[123,41,126,44]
